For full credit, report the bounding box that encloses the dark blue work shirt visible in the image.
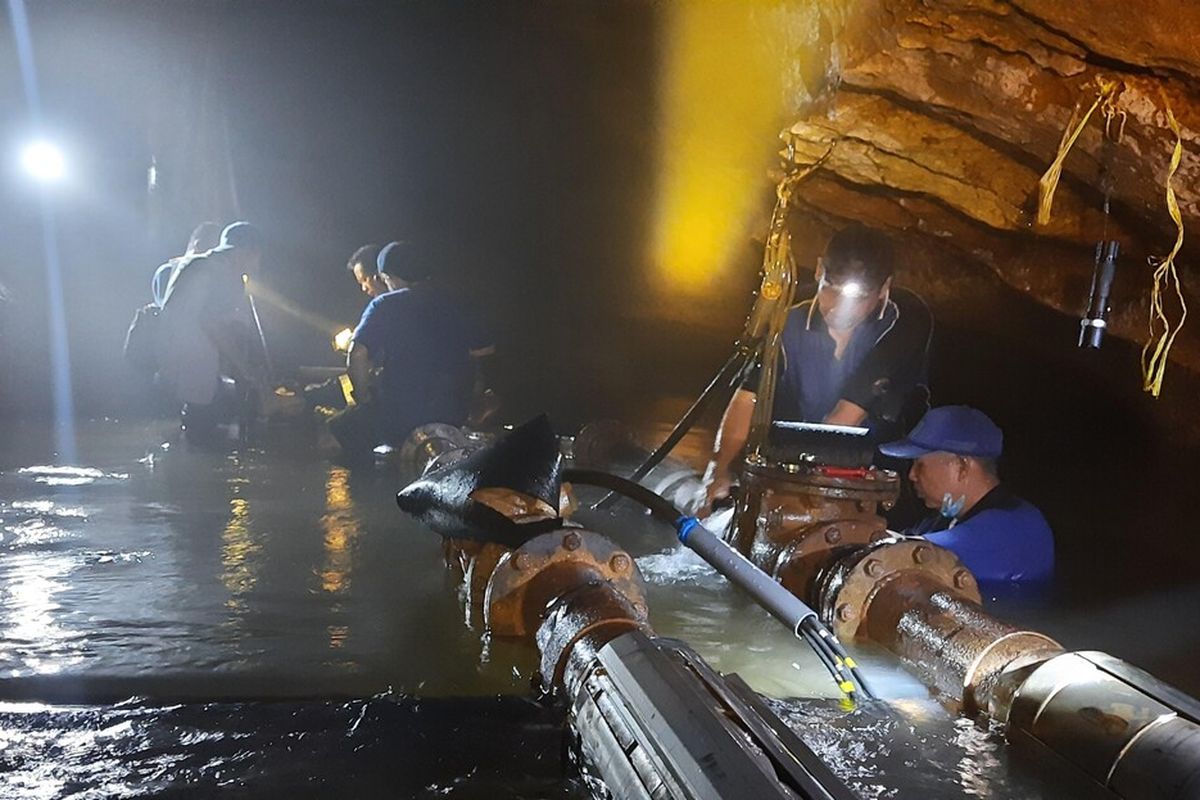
[912,485,1055,584]
[749,286,931,437]
[351,284,491,438]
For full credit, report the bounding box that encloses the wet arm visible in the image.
[824,399,868,426]
[469,344,497,393]
[347,342,374,404]
[704,389,756,505]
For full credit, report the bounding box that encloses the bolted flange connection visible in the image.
[484,529,646,639]
[817,537,981,641]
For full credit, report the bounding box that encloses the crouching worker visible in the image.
[329,240,496,463]
[877,405,1054,584]
[159,222,267,446]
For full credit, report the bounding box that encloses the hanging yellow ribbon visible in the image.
[1036,77,1121,226]
[1141,95,1188,398]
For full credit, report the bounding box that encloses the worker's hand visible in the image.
[699,471,735,519]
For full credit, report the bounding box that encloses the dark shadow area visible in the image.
[0,695,577,799]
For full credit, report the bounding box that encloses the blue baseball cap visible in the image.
[377,239,432,282]
[877,406,1003,460]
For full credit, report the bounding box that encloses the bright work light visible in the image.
[20,139,65,182]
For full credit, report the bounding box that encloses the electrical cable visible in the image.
[591,339,758,511]
[565,467,875,702]
[802,617,875,699]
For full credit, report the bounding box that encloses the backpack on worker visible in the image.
[123,301,164,373]
[124,255,189,374]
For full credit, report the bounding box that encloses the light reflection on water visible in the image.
[0,420,525,695]
[0,552,84,676]
[320,466,359,596]
[766,697,1049,799]
[16,465,129,487]
[221,495,260,608]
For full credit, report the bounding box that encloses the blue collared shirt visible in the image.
[747,286,931,435]
[912,485,1055,584]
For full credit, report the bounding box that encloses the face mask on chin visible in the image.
[939,492,967,519]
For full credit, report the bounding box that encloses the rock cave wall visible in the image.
[785,0,1200,377]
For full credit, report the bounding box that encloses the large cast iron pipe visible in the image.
[816,538,1061,717]
[1008,652,1200,799]
[471,527,854,800]
[813,537,1200,799]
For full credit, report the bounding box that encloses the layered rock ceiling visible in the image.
[785,0,1200,373]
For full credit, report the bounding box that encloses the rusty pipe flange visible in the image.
[483,528,646,639]
[817,537,981,639]
[770,519,885,603]
[535,581,649,699]
[742,462,901,507]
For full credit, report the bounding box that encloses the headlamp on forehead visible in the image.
[818,276,874,300]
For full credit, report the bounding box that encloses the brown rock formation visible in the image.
[786,0,1200,375]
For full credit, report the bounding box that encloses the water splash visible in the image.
[16,466,129,487]
[635,544,718,584]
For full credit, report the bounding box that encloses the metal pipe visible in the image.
[591,341,757,511]
[1008,651,1200,799]
[469,526,856,800]
[574,421,708,516]
[812,538,1200,799]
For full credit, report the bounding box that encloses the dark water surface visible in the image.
[0,418,1166,798]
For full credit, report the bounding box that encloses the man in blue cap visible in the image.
[328,239,495,462]
[878,405,1054,583]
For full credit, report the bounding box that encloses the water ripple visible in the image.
[15,466,129,487]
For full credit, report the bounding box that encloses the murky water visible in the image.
[0,419,1100,797]
[0,696,573,799]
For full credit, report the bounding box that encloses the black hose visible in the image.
[591,340,758,511]
[565,468,681,525]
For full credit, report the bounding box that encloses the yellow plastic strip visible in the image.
[1141,97,1188,398]
[1036,79,1120,226]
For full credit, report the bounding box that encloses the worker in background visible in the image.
[328,239,496,462]
[303,244,387,411]
[878,405,1054,583]
[160,221,266,445]
[346,243,388,299]
[703,224,932,511]
[152,222,223,308]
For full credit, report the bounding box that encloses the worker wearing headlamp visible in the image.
[704,224,933,512]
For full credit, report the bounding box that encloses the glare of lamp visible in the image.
[839,281,866,299]
[20,140,65,183]
[333,328,353,352]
